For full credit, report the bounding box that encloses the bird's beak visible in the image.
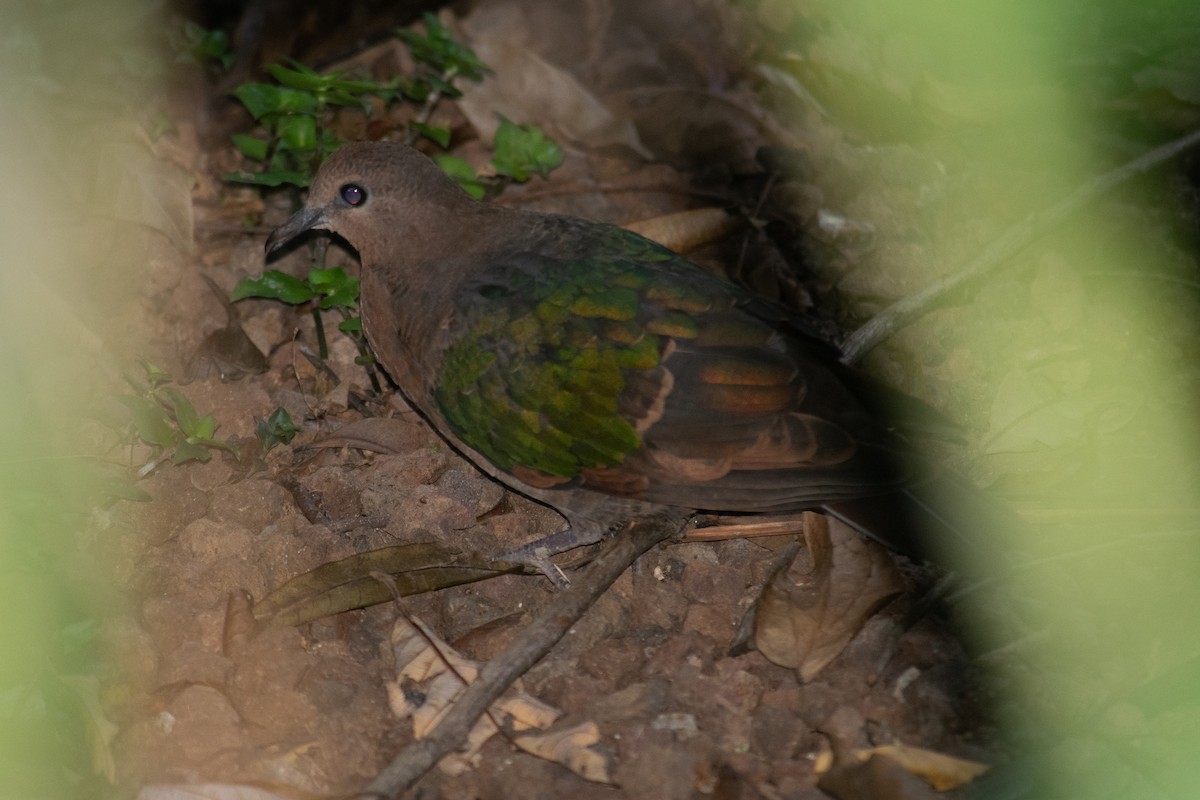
[265,206,329,256]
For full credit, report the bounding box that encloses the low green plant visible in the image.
[255,406,299,453]
[396,12,491,149]
[491,115,564,182]
[233,265,366,366]
[227,61,385,188]
[119,361,238,473]
[175,20,233,72]
[224,13,562,194]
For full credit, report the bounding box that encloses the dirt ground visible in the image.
[85,1,1159,797]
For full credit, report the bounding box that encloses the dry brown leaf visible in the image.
[870,744,989,791]
[453,9,650,155]
[386,615,612,782]
[817,746,939,800]
[753,514,904,680]
[815,741,988,793]
[253,544,510,627]
[515,722,612,784]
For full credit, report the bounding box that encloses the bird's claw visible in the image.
[496,542,572,588]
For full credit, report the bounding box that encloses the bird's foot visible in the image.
[495,526,604,588]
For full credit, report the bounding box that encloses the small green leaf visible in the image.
[233,271,317,304]
[434,154,476,181]
[434,154,487,199]
[224,169,312,188]
[275,114,317,152]
[256,406,298,451]
[308,266,342,290]
[339,316,363,333]
[266,62,326,91]
[492,117,563,181]
[326,76,384,96]
[191,414,217,441]
[172,440,212,464]
[420,73,465,99]
[319,128,343,157]
[232,133,269,161]
[395,77,432,102]
[140,359,173,387]
[323,87,374,110]
[410,121,451,148]
[266,62,381,109]
[182,21,233,70]
[233,83,317,119]
[309,266,360,309]
[157,387,212,440]
[119,395,178,448]
[397,13,490,82]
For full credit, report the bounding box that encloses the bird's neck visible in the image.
[358,201,503,395]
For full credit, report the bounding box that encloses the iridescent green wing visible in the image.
[432,221,907,508]
[432,224,692,483]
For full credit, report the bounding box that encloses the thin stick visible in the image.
[840,127,1200,364]
[357,519,678,798]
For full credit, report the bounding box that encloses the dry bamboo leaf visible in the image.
[254,544,511,627]
[624,208,744,254]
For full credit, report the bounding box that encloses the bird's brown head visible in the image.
[264,141,477,263]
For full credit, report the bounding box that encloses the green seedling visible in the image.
[227,61,387,189]
[119,361,238,474]
[491,115,564,181]
[175,20,233,71]
[233,264,363,353]
[255,406,299,453]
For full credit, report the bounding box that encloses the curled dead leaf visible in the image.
[753,514,904,680]
[515,722,612,784]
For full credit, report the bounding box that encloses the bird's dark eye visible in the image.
[339,183,367,206]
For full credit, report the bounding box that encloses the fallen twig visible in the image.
[841,126,1200,364]
[356,518,678,798]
